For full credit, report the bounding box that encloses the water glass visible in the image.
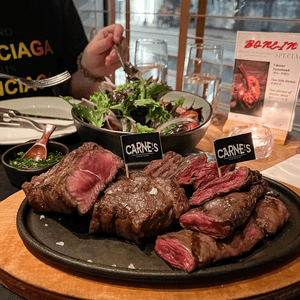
[183,44,223,113]
[134,39,168,84]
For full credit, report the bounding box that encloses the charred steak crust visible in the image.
[22,142,124,215]
[155,196,290,272]
[89,171,190,243]
[143,151,185,179]
[180,180,268,239]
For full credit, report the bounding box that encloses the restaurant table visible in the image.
[0,116,300,300]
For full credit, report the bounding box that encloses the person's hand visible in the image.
[81,24,125,78]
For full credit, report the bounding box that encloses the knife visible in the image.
[0,108,72,121]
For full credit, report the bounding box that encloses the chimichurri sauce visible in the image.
[9,152,63,169]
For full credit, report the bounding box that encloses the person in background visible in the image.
[0,0,124,101]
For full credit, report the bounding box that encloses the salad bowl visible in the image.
[72,90,212,157]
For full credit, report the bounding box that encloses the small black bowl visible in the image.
[1,141,69,188]
[72,91,212,157]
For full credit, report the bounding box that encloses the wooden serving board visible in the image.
[1,191,300,300]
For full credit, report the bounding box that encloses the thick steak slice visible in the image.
[189,167,260,206]
[180,180,268,239]
[155,229,196,272]
[155,196,290,272]
[255,195,291,235]
[143,151,184,179]
[89,172,190,243]
[22,142,124,214]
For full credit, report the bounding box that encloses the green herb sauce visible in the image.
[9,152,63,170]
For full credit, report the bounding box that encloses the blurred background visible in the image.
[73,0,300,132]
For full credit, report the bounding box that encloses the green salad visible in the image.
[62,77,200,134]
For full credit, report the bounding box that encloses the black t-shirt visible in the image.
[0,0,88,100]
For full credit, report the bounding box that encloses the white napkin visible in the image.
[261,154,300,189]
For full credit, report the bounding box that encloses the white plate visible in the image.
[0,96,78,145]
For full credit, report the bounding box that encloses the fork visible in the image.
[0,110,73,132]
[113,44,140,81]
[0,71,71,88]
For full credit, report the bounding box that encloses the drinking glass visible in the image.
[183,44,223,114]
[134,39,168,84]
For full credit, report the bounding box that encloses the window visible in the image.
[74,0,300,132]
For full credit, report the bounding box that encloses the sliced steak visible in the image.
[22,142,124,215]
[89,171,190,243]
[180,180,268,239]
[155,229,196,272]
[193,162,235,189]
[189,167,261,206]
[155,196,290,272]
[173,153,207,186]
[143,152,208,186]
[255,195,290,235]
[143,151,184,178]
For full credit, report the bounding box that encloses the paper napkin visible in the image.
[261,154,300,189]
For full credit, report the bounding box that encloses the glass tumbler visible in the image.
[183,44,223,114]
[134,39,168,84]
[228,123,274,159]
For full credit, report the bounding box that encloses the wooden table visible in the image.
[1,116,300,300]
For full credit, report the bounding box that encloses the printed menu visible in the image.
[228,31,300,132]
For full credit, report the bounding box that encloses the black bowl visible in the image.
[1,141,69,188]
[72,91,212,157]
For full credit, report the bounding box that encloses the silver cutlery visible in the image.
[0,108,72,121]
[0,71,71,88]
[0,110,73,132]
[113,44,140,81]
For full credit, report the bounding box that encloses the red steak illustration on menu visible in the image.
[230,59,269,117]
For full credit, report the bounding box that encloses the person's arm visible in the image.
[69,24,124,99]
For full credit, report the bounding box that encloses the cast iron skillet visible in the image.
[16,175,300,283]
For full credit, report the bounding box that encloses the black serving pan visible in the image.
[16,177,300,283]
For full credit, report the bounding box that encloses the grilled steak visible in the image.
[89,171,190,243]
[143,151,208,186]
[155,196,290,272]
[172,153,207,186]
[180,180,268,239]
[143,151,184,179]
[189,167,261,206]
[22,142,124,215]
[193,161,235,189]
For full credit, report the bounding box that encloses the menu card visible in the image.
[228,31,300,132]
